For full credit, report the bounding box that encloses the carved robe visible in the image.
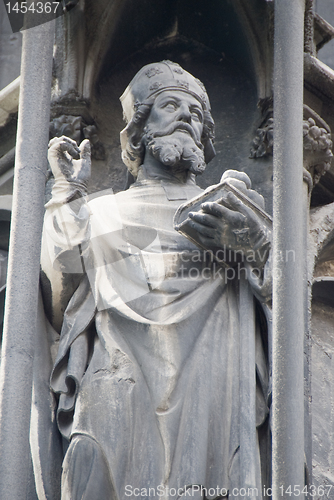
[40,169,270,499]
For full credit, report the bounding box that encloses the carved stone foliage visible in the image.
[250,108,333,186]
[303,117,333,183]
[49,115,105,161]
[250,116,273,159]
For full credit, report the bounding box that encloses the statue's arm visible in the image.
[42,136,91,271]
[41,136,92,331]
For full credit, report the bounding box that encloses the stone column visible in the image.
[0,18,55,499]
[272,0,306,498]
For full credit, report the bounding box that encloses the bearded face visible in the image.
[145,125,206,175]
[142,91,207,176]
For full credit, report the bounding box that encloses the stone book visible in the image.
[174,180,272,265]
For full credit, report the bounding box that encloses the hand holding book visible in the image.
[174,170,272,268]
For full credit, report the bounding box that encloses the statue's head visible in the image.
[120,61,216,178]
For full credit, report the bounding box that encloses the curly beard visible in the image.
[144,122,207,175]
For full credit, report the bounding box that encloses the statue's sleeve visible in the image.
[247,241,272,305]
[41,185,91,331]
[42,194,91,275]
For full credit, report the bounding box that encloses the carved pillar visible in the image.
[272,0,306,498]
[0,18,55,500]
[251,101,333,488]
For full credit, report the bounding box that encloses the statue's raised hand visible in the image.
[48,136,91,190]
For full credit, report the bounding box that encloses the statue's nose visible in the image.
[177,104,191,123]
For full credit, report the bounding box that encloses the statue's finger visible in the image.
[49,135,79,150]
[189,212,218,228]
[197,235,218,249]
[57,140,80,160]
[59,135,80,148]
[243,189,265,209]
[223,192,259,222]
[221,170,265,209]
[189,220,216,239]
[225,178,248,194]
[201,201,245,226]
[201,201,228,217]
[48,136,63,148]
[205,201,248,230]
[220,169,252,189]
[79,139,91,160]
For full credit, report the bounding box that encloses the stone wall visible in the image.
[0,2,21,91]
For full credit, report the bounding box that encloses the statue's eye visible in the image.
[191,111,201,121]
[191,108,203,122]
[163,102,178,111]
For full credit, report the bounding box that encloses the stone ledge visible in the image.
[304,54,334,103]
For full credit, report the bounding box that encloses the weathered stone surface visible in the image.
[0,2,22,92]
[40,60,272,499]
[311,302,334,489]
[315,1,334,70]
[2,1,334,497]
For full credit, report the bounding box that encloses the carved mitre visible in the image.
[119,60,215,175]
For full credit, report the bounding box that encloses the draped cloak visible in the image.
[41,173,270,499]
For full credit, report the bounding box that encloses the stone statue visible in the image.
[41,61,271,499]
